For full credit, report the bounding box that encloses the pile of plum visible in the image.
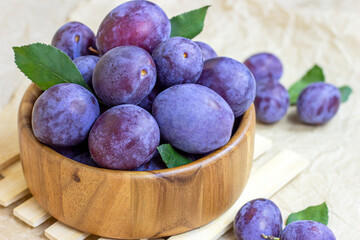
[31,0,256,170]
[234,198,336,240]
[244,53,341,125]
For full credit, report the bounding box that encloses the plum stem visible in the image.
[89,46,100,56]
[261,234,280,240]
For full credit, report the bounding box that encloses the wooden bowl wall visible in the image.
[18,84,255,239]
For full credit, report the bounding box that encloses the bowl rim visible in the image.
[20,84,255,178]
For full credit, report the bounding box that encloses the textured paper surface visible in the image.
[1,0,359,239]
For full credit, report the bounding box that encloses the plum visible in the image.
[234,198,282,240]
[88,104,160,170]
[152,37,203,88]
[254,81,289,123]
[51,21,96,60]
[73,55,99,88]
[297,82,340,125]
[137,84,162,113]
[96,0,171,54]
[244,52,283,83]
[152,84,234,154]
[194,41,217,61]
[92,46,156,106]
[197,57,256,117]
[32,83,100,147]
[280,220,336,240]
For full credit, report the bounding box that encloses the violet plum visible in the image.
[92,46,156,106]
[132,153,166,171]
[297,82,340,125]
[233,198,282,240]
[244,53,283,83]
[254,81,289,123]
[194,41,217,61]
[96,0,171,54]
[152,84,234,154]
[280,220,336,240]
[73,55,100,88]
[88,104,160,170]
[32,83,100,147]
[51,21,96,60]
[197,57,256,117]
[152,37,203,88]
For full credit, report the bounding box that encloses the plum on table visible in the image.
[280,220,336,240]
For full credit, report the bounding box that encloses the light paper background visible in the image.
[0,0,359,239]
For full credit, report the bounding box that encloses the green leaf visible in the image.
[170,5,210,39]
[286,202,329,226]
[289,65,325,105]
[157,144,193,168]
[339,85,352,103]
[13,43,90,91]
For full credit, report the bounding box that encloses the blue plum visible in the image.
[233,198,282,240]
[244,53,283,83]
[194,41,217,61]
[254,81,289,123]
[51,143,87,159]
[32,83,100,147]
[92,46,156,106]
[280,220,336,240]
[297,82,340,125]
[88,104,160,170]
[197,57,256,117]
[152,37,203,87]
[51,21,97,60]
[152,84,234,154]
[73,55,100,88]
[96,0,171,54]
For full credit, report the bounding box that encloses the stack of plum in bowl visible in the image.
[16,0,257,238]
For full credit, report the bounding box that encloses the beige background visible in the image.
[1,0,359,239]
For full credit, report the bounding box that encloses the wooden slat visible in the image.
[0,161,29,207]
[13,197,51,227]
[0,81,30,171]
[45,221,90,240]
[253,134,272,160]
[168,149,309,240]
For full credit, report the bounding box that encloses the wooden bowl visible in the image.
[18,84,255,239]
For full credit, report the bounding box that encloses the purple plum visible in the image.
[297,82,340,125]
[32,83,100,147]
[254,81,289,123]
[51,21,97,60]
[96,0,171,54]
[194,41,217,61]
[88,104,160,170]
[73,55,100,88]
[152,84,234,154]
[152,37,203,88]
[92,46,156,106]
[234,198,282,240]
[244,52,283,83]
[197,57,256,117]
[280,220,336,240]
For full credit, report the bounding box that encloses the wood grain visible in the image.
[18,84,256,239]
[13,197,51,227]
[168,149,309,240]
[0,81,30,171]
[0,161,30,207]
[44,221,89,240]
